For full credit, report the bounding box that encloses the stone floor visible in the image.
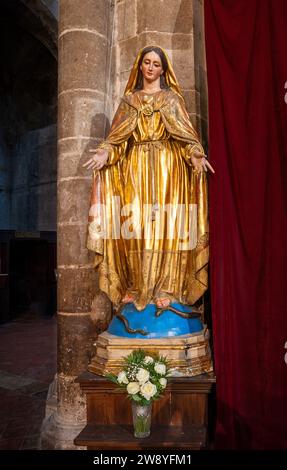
[0,314,56,450]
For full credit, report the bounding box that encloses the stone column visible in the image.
[41,0,113,449]
[193,0,208,148]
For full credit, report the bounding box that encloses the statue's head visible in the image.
[124,45,182,97]
[135,46,169,90]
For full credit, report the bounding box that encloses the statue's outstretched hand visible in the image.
[191,151,215,174]
[82,148,109,171]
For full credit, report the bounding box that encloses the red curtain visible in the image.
[204,0,287,449]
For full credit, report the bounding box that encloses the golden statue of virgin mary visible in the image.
[84,45,213,318]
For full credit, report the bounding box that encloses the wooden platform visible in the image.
[75,424,206,450]
[74,371,216,450]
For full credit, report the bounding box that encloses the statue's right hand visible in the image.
[82,148,109,171]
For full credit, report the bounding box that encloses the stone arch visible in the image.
[20,0,58,58]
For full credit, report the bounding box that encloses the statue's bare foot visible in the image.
[155,297,171,308]
[122,293,134,304]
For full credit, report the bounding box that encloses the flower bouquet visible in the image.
[106,349,170,438]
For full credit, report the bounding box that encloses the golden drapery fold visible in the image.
[86,47,209,311]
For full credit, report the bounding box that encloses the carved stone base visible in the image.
[88,326,213,377]
[39,374,87,450]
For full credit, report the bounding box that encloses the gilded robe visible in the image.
[87,88,208,311]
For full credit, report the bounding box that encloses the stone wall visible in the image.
[10,125,57,231]
[0,1,57,231]
[0,129,11,229]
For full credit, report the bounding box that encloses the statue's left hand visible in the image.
[191,151,215,173]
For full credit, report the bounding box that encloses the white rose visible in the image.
[136,368,150,384]
[154,362,166,375]
[159,378,167,388]
[143,356,154,365]
[117,371,128,384]
[140,381,157,401]
[127,382,140,395]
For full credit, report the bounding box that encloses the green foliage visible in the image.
[105,372,118,384]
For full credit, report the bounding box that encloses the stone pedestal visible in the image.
[89,329,213,377]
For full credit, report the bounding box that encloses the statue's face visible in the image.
[140,51,163,83]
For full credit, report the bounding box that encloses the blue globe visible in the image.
[107,302,203,339]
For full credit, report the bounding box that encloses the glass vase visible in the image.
[131,401,152,438]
